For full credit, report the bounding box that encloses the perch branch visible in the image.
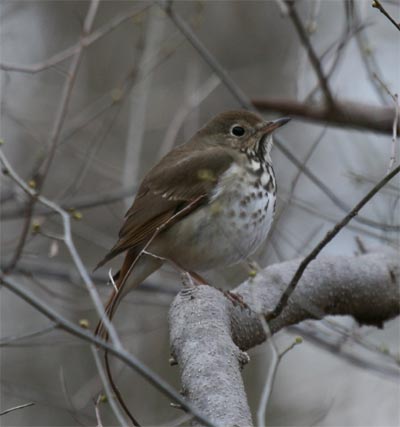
[169,249,399,426]
[266,164,400,321]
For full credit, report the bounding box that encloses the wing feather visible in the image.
[94,144,234,270]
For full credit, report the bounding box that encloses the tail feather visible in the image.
[95,249,162,339]
[93,246,123,272]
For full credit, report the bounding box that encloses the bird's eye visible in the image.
[231,125,245,137]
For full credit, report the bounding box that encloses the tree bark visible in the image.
[169,249,399,426]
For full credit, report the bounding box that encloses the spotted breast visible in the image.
[151,153,276,272]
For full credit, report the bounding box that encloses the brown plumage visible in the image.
[94,110,290,338]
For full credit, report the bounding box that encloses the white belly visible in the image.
[151,163,275,271]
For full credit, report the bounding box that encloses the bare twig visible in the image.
[288,194,396,244]
[285,0,335,107]
[160,1,399,233]
[123,7,165,208]
[39,0,100,186]
[372,0,400,31]
[91,346,130,427]
[0,5,150,73]
[0,402,35,417]
[95,396,104,427]
[4,0,100,274]
[390,94,399,171]
[289,323,399,378]
[352,0,390,105]
[0,148,122,349]
[255,318,279,427]
[1,186,136,220]
[289,127,327,196]
[257,337,302,426]
[0,275,217,427]
[158,74,220,158]
[373,73,399,171]
[159,0,253,110]
[266,164,400,321]
[252,97,398,134]
[0,325,56,347]
[306,18,369,102]
[169,250,399,426]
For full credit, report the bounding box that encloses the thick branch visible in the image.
[252,98,399,135]
[169,250,399,426]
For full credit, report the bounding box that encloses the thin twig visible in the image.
[0,5,150,73]
[289,127,328,196]
[372,73,399,172]
[0,325,56,347]
[160,1,398,233]
[0,402,35,417]
[159,0,253,110]
[257,336,302,426]
[158,74,220,158]
[91,346,130,426]
[285,0,335,107]
[266,164,400,321]
[0,148,122,350]
[95,396,104,427]
[4,0,100,274]
[256,317,279,427]
[59,368,87,427]
[353,0,390,105]
[372,0,400,32]
[389,94,399,171]
[123,7,165,209]
[0,275,217,427]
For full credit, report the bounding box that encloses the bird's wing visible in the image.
[95,145,234,269]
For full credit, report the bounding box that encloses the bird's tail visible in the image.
[94,249,162,340]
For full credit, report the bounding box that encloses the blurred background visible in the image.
[1,0,399,426]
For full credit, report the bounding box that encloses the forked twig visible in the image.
[257,335,302,425]
[285,0,335,107]
[4,0,100,274]
[161,1,399,233]
[0,148,121,349]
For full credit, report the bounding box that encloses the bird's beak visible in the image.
[258,117,291,134]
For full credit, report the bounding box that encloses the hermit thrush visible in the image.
[95,110,290,334]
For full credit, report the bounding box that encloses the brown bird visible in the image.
[95,110,290,335]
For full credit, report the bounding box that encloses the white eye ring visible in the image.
[230,125,246,137]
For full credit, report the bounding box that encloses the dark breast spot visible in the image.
[264,177,275,193]
[240,198,249,207]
